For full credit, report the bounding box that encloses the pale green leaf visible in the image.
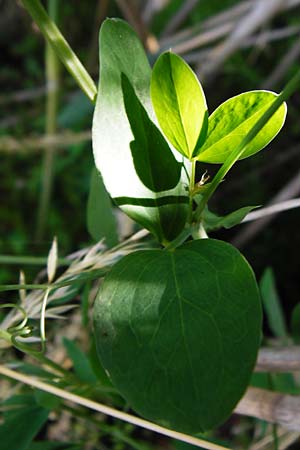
[197,91,287,163]
[87,168,118,247]
[94,239,261,433]
[203,205,258,231]
[151,52,208,159]
[92,19,188,243]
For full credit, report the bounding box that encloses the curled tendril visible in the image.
[0,303,45,355]
[0,303,28,332]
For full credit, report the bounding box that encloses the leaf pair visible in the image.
[92,19,287,245]
[151,52,287,163]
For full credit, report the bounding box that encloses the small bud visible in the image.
[47,236,58,283]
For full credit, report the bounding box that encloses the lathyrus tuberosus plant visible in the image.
[92,18,287,434]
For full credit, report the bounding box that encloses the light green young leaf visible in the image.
[151,52,208,159]
[121,74,181,192]
[197,91,287,164]
[260,267,288,339]
[87,168,119,247]
[92,19,188,243]
[203,205,258,231]
[94,239,261,433]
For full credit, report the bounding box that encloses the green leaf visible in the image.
[203,205,258,232]
[260,268,288,339]
[251,373,296,394]
[92,19,188,243]
[197,91,287,163]
[34,389,61,410]
[94,239,262,433]
[63,337,98,384]
[290,303,300,343]
[151,52,208,159]
[121,74,181,192]
[0,395,49,450]
[87,168,119,246]
[88,337,114,388]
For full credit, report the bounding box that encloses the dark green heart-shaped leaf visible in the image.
[197,91,287,163]
[92,19,188,243]
[94,239,262,433]
[151,52,208,159]
[203,205,258,231]
[121,74,181,192]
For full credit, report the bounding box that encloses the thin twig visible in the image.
[184,26,300,64]
[167,21,234,55]
[142,0,169,25]
[262,39,300,89]
[236,387,300,431]
[256,347,300,372]
[201,0,286,81]
[0,365,230,450]
[160,0,199,38]
[242,198,300,223]
[160,0,300,55]
[0,131,91,153]
[159,1,251,50]
[116,0,159,53]
[0,85,46,105]
[233,169,300,248]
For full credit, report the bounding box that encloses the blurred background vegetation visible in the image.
[1,0,300,448]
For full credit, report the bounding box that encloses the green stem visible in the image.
[0,254,70,266]
[36,0,60,241]
[21,0,97,103]
[195,70,300,221]
[188,160,196,224]
[0,284,48,292]
[164,226,192,251]
[268,374,279,450]
[0,268,108,292]
[0,329,12,344]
